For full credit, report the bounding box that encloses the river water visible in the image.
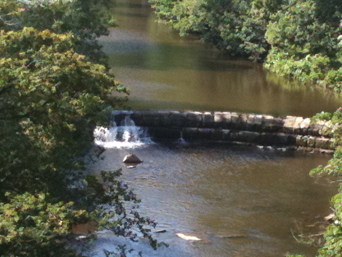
[87,142,337,257]
[100,0,342,117]
[87,0,342,256]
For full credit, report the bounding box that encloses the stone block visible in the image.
[320,149,335,154]
[198,128,213,140]
[283,116,297,134]
[263,116,284,133]
[293,117,304,134]
[214,112,232,128]
[236,113,248,130]
[300,118,311,135]
[236,131,260,143]
[287,134,297,145]
[315,137,331,149]
[142,111,162,127]
[277,133,290,145]
[160,112,172,126]
[229,131,239,141]
[148,127,181,139]
[184,111,202,127]
[221,129,231,141]
[230,112,239,128]
[307,136,316,148]
[296,135,307,147]
[247,114,263,131]
[259,133,288,145]
[170,111,186,127]
[309,121,325,136]
[155,110,172,126]
[212,129,224,140]
[201,112,214,128]
[182,128,198,140]
[263,115,274,127]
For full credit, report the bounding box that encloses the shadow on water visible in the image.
[113,1,151,9]
[107,43,253,72]
[115,11,150,18]
[99,3,342,117]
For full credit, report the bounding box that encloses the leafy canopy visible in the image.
[0,0,161,256]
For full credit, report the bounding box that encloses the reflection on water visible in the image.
[99,0,342,117]
[87,142,337,257]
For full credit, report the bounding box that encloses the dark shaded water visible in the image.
[89,1,342,256]
[99,0,342,117]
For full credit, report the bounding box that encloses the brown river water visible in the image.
[86,0,342,256]
[100,0,342,117]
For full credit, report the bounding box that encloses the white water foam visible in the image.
[94,116,153,149]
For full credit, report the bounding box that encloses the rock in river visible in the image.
[123,154,143,164]
[176,233,201,241]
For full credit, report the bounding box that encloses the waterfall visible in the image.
[94,114,152,149]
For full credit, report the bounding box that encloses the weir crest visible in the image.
[95,110,336,152]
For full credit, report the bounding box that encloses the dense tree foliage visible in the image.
[1,0,117,64]
[0,0,159,256]
[150,0,342,89]
[150,0,281,61]
[265,0,342,91]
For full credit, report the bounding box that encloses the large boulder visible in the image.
[123,154,143,164]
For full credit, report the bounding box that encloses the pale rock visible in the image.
[123,154,143,164]
[176,233,201,241]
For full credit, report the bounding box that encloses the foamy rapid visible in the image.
[94,126,153,149]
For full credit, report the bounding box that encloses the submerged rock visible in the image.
[154,229,167,233]
[123,154,143,164]
[325,213,335,223]
[125,164,137,169]
[214,234,247,239]
[176,233,201,241]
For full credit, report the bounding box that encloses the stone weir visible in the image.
[111,110,335,152]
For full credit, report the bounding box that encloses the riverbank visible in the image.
[149,0,342,91]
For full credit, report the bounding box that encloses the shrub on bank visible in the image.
[150,0,342,89]
[150,0,282,61]
[265,0,342,91]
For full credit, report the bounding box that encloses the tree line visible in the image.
[0,0,159,256]
[150,0,342,91]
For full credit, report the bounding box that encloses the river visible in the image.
[99,0,342,117]
[86,0,342,256]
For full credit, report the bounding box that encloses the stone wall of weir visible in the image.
[112,110,336,150]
